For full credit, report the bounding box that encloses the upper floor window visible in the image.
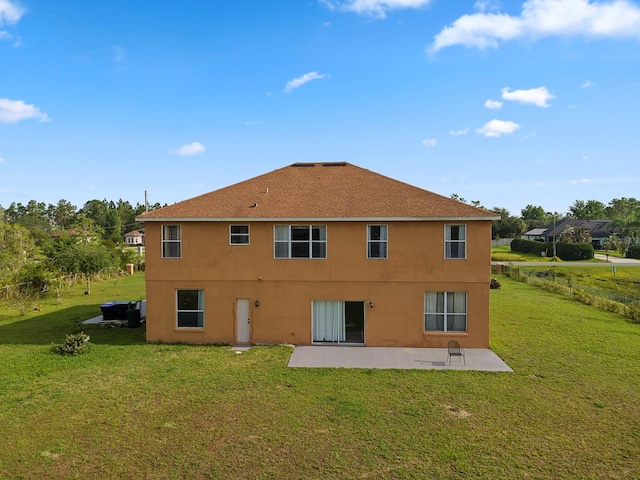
[274,225,326,259]
[367,225,388,259]
[230,225,250,245]
[162,225,181,258]
[445,224,466,259]
[425,291,467,332]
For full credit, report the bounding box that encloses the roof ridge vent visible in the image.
[292,162,316,167]
[322,162,347,167]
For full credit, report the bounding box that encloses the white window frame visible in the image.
[176,289,204,328]
[274,225,327,259]
[424,291,467,332]
[445,224,466,259]
[367,224,388,259]
[162,225,181,258]
[229,225,250,245]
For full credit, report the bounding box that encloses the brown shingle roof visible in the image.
[138,162,498,221]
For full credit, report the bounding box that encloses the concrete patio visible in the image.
[287,346,512,372]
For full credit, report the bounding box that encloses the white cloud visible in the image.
[0,30,21,46]
[476,119,520,137]
[449,128,469,136]
[170,142,206,156]
[430,0,640,53]
[0,155,5,163]
[581,80,596,88]
[421,138,437,147]
[484,99,503,109]
[0,0,24,26]
[501,86,554,107]
[570,178,594,184]
[0,98,50,123]
[474,0,502,12]
[284,72,328,93]
[320,0,432,19]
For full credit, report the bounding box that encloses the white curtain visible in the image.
[425,292,445,331]
[447,292,467,332]
[312,301,345,342]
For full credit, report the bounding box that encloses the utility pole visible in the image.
[144,190,149,214]
[552,212,557,260]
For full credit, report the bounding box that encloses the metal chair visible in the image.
[447,339,465,366]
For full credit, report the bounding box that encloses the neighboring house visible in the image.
[137,162,499,348]
[521,228,547,242]
[124,229,145,246]
[522,219,613,248]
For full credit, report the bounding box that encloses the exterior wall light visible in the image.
[255,300,260,307]
[369,302,374,308]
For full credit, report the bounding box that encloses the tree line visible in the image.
[453,196,640,250]
[0,198,163,300]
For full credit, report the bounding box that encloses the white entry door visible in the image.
[236,298,250,344]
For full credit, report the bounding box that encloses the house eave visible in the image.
[136,216,499,223]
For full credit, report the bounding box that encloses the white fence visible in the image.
[492,238,514,247]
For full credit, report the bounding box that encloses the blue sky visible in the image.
[1,0,639,216]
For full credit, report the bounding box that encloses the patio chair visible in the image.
[447,339,465,366]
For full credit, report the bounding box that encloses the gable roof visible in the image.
[138,162,498,222]
[523,228,547,236]
[545,219,614,239]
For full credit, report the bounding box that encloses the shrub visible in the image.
[54,332,91,356]
[510,239,550,256]
[627,245,640,260]
[571,288,593,305]
[555,242,594,261]
[624,304,640,324]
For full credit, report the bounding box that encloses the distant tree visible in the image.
[51,242,114,294]
[116,199,136,235]
[559,226,591,244]
[0,220,40,287]
[50,199,77,230]
[605,197,640,222]
[520,205,548,230]
[450,193,466,203]
[79,199,109,230]
[606,198,640,253]
[491,207,527,239]
[568,200,607,220]
[104,207,122,243]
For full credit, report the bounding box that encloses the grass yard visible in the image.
[505,265,640,309]
[491,245,552,262]
[1,274,639,479]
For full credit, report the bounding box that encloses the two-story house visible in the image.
[137,162,498,348]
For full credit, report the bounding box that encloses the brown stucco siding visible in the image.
[145,279,489,348]
[145,221,492,284]
[144,219,492,347]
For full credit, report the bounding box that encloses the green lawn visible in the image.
[491,245,604,263]
[491,245,551,262]
[1,274,639,479]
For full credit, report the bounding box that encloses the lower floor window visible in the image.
[177,289,204,328]
[424,291,467,332]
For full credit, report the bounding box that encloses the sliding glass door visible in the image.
[312,301,364,344]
